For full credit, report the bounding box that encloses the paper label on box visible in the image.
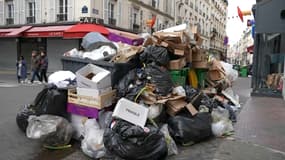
[112,98,149,128]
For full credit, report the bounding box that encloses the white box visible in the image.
[112,98,149,128]
[76,64,111,89]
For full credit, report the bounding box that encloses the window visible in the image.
[28,2,35,17]
[59,0,67,14]
[58,0,67,21]
[108,2,114,19]
[8,4,14,18]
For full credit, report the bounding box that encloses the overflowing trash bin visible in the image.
[16,24,241,159]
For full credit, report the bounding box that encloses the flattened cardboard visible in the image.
[185,103,198,116]
[166,99,188,116]
[208,70,225,81]
[192,61,208,69]
[168,57,186,70]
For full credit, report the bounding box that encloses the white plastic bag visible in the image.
[220,61,238,82]
[211,107,234,137]
[70,114,88,140]
[83,45,116,61]
[26,115,73,147]
[160,124,178,156]
[48,71,76,88]
[148,104,163,119]
[81,119,106,159]
[173,86,186,97]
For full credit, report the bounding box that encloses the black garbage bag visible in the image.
[33,84,68,119]
[145,64,173,96]
[140,46,169,66]
[103,119,168,160]
[168,112,212,144]
[16,104,36,132]
[184,86,217,112]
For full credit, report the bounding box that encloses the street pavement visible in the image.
[0,71,285,160]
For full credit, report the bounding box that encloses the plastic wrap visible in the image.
[160,124,178,156]
[48,71,76,88]
[81,119,106,159]
[211,107,234,137]
[26,115,73,147]
[16,104,36,132]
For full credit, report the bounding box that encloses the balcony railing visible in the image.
[26,16,35,24]
[56,14,67,21]
[6,18,14,25]
[108,18,116,26]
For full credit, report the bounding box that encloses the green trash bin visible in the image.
[240,66,248,77]
[196,69,208,88]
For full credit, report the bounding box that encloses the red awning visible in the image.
[24,25,73,37]
[63,23,109,39]
[247,45,254,53]
[0,26,32,37]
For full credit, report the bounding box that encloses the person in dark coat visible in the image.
[30,50,41,83]
[16,56,27,83]
[39,51,48,83]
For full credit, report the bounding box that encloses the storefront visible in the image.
[0,26,32,70]
[22,25,80,72]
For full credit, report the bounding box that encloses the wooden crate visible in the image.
[68,88,116,109]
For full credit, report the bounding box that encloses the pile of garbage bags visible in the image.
[15,24,241,159]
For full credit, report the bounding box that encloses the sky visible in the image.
[226,0,256,45]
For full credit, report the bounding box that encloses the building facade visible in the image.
[0,0,175,33]
[227,27,254,65]
[174,0,228,58]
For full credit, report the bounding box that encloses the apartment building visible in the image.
[228,27,254,65]
[0,0,175,32]
[174,0,228,58]
[0,0,175,70]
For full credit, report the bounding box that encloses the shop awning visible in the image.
[247,45,254,53]
[107,28,144,46]
[0,26,32,37]
[63,23,109,39]
[24,25,73,37]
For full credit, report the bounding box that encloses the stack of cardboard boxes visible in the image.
[67,64,116,119]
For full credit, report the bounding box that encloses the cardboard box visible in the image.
[168,57,186,70]
[192,61,208,69]
[208,70,225,81]
[174,49,185,56]
[76,64,111,89]
[77,87,112,97]
[67,103,99,118]
[185,103,198,116]
[185,48,192,63]
[166,99,188,116]
[192,48,206,62]
[112,98,149,128]
[68,88,116,109]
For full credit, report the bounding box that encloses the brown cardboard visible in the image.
[185,48,192,62]
[185,103,198,116]
[168,57,186,70]
[208,70,225,81]
[160,41,169,47]
[166,99,188,116]
[195,33,203,46]
[174,49,185,56]
[192,61,208,69]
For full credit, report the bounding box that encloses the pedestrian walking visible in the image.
[16,56,27,83]
[39,51,48,83]
[30,50,41,83]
